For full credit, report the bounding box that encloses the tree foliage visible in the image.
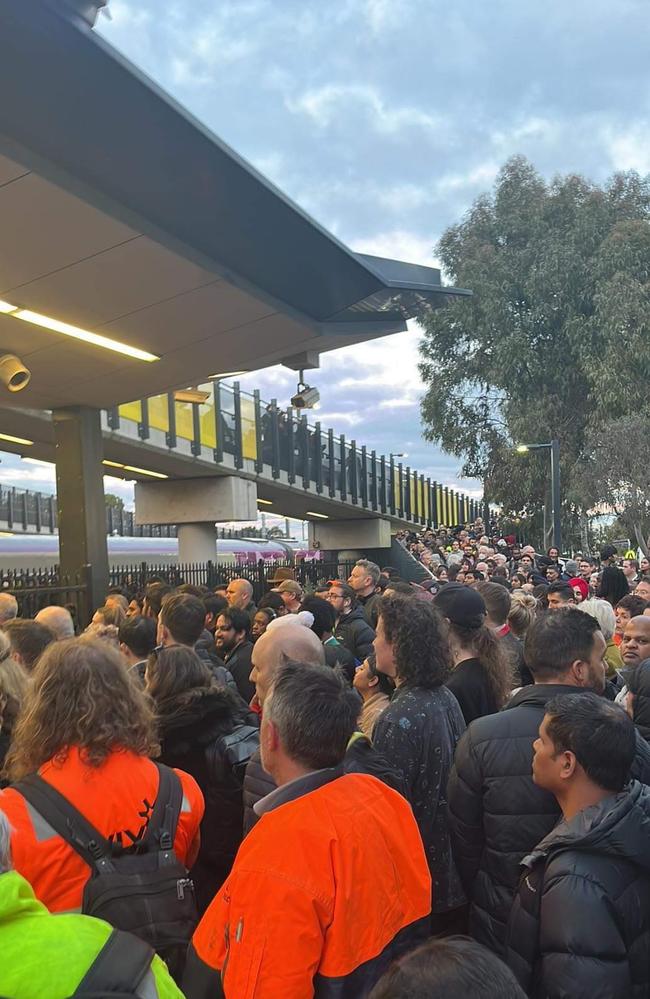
[573,416,650,554]
[417,156,650,536]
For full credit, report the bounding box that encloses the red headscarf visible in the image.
[569,577,589,601]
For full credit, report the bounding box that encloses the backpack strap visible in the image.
[140,763,182,851]
[13,774,114,871]
[73,928,154,996]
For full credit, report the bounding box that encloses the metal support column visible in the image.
[52,407,109,621]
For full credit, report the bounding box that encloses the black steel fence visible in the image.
[108,559,354,603]
[0,565,91,627]
[2,559,354,621]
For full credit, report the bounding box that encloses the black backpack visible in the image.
[71,929,155,998]
[14,764,198,961]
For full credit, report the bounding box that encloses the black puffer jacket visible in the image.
[242,732,405,835]
[625,657,650,741]
[334,606,375,663]
[448,683,650,955]
[156,685,259,912]
[506,781,650,998]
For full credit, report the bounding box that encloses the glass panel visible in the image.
[240,394,257,461]
[219,385,236,456]
[394,471,401,511]
[148,394,169,434]
[409,474,416,515]
[175,401,194,442]
[118,400,142,423]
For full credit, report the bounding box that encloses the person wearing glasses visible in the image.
[327,582,375,664]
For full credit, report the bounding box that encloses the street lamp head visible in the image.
[515,444,530,454]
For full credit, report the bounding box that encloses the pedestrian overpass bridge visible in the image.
[0,381,483,553]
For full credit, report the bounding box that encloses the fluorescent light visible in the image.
[306,511,329,519]
[0,432,33,446]
[124,464,168,479]
[174,388,210,405]
[209,371,248,379]
[0,531,14,537]
[0,300,18,315]
[102,460,167,479]
[13,309,159,362]
[257,499,273,506]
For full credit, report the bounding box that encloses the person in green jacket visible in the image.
[0,810,183,999]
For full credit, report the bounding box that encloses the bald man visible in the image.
[225,578,256,616]
[34,605,75,640]
[0,593,18,626]
[242,619,404,832]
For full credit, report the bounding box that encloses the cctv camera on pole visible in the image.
[291,371,320,409]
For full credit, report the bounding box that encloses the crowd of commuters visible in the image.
[0,529,649,997]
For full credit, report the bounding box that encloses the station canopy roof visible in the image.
[0,0,469,412]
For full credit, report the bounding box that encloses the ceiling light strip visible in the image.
[0,299,158,362]
[0,432,34,446]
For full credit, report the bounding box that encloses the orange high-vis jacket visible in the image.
[183,770,431,999]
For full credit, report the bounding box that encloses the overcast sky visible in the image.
[2,0,649,513]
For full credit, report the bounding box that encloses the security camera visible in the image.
[291,370,320,409]
[0,355,31,393]
[291,384,320,409]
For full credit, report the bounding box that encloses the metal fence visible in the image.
[108,558,354,603]
[1,565,91,626]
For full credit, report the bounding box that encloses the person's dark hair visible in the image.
[378,594,451,689]
[217,607,251,637]
[385,581,414,596]
[146,645,213,714]
[159,593,205,646]
[143,581,172,619]
[330,582,357,607]
[524,608,600,681]
[447,564,460,582]
[266,661,359,770]
[366,653,395,698]
[545,692,636,792]
[466,569,485,582]
[204,593,228,622]
[3,619,53,672]
[118,615,157,659]
[475,581,511,627]
[546,581,575,602]
[301,595,336,639]
[616,593,649,617]
[258,591,285,614]
[368,936,526,999]
[598,565,629,606]
[447,618,513,708]
[532,583,549,605]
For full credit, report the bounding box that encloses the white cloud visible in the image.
[286,83,443,135]
[378,398,418,409]
[353,231,439,268]
[604,123,650,174]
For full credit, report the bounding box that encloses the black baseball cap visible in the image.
[434,582,486,628]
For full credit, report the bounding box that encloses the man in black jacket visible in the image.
[447,607,650,956]
[214,608,255,703]
[327,582,375,663]
[506,692,650,998]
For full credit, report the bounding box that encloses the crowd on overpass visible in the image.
[0,523,649,997]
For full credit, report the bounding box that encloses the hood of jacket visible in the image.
[340,606,369,626]
[522,780,650,874]
[157,685,251,755]
[0,871,45,922]
[505,683,597,712]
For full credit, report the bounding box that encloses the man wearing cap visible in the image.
[267,567,296,588]
[277,579,303,614]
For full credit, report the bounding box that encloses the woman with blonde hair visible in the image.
[508,591,539,641]
[0,638,204,915]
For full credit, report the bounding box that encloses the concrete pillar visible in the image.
[52,407,109,618]
[178,523,218,563]
[308,517,392,551]
[135,476,257,563]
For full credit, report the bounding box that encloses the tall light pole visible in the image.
[516,439,562,552]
